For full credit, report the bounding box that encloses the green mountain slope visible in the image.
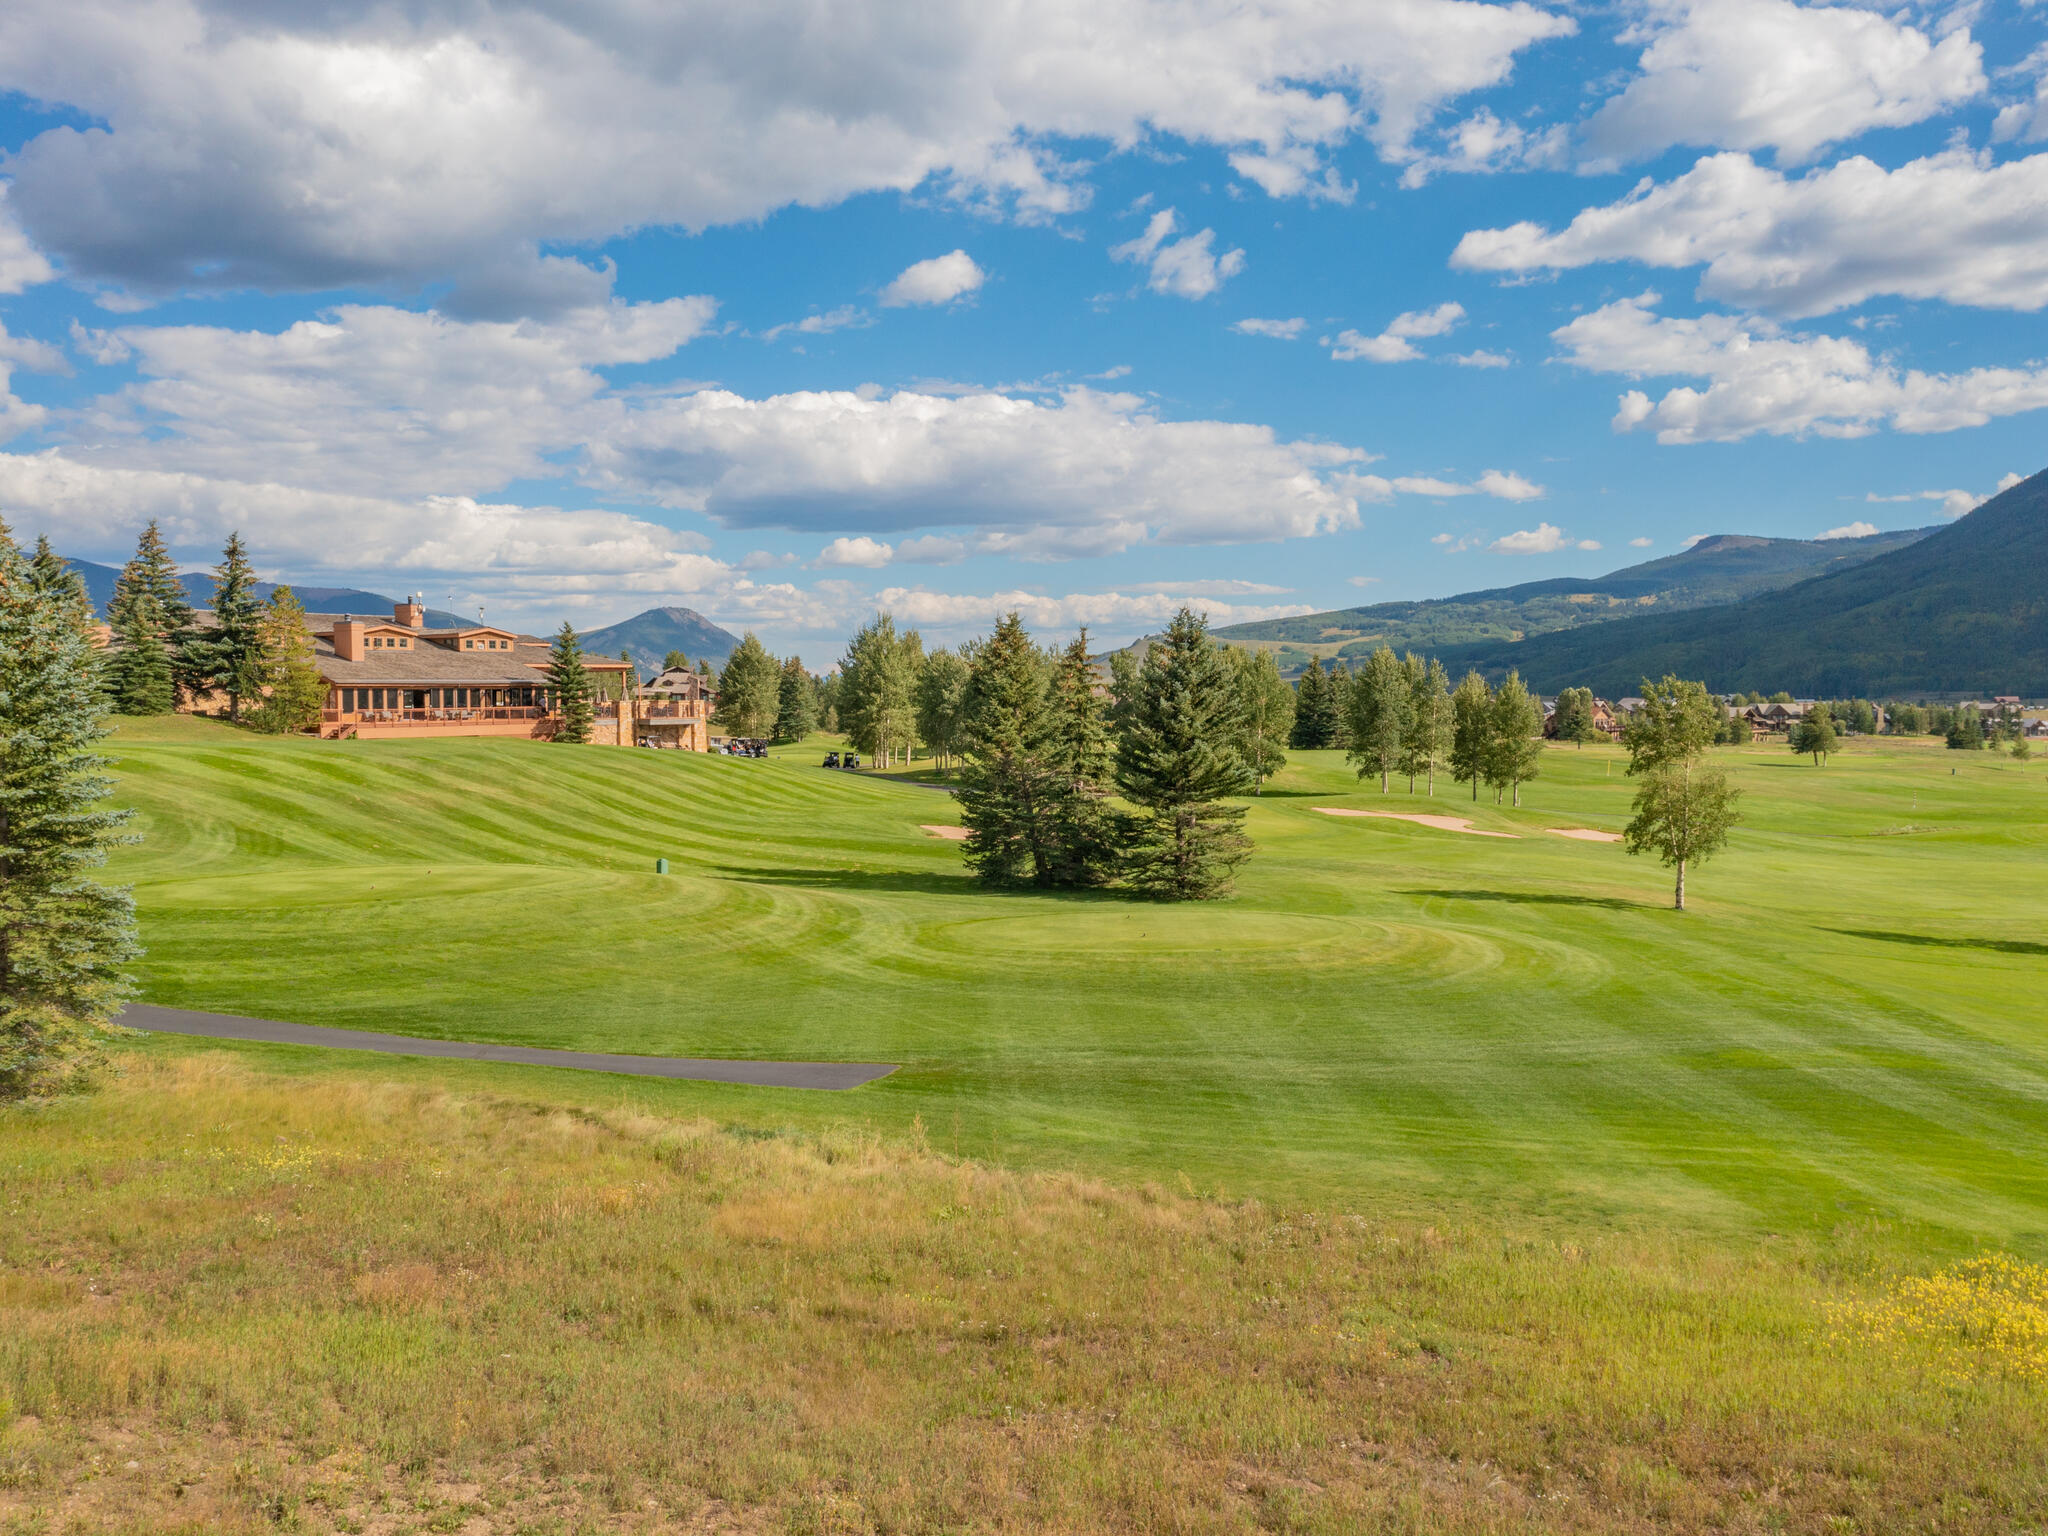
[1212,525,1935,673]
[580,605,741,676]
[1431,469,2048,697]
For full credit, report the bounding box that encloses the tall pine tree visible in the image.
[180,533,264,721]
[1290,657,1338,749]
[1042,630,1126,887]
[545,623,595,743]
[1115,609,1252,900]
[713,633,781,739]
[774,654,817,743]
[955,613,1058,887]
[247,586,329,734]
[0,522,140,1099]
[104,589,177,716]
[106,522,194,714]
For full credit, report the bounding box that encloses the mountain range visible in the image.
[1212,524,1937,674]
[61,557,741,677]
[1430,468,2048,698]
[579,606,741,676]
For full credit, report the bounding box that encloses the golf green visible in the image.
[105,716,2048,1249]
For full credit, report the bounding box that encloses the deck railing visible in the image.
[321,706,546,726]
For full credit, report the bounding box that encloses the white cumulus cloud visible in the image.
[587,385,1373,554]
[0,0,1571,304]
[1581,0,1983,167]
[815,535,896,568]
[1111,209,1245,299]
[1490,522,1578,553]
[1816,520,1879,540]
[1554,293,2048,443]
[71,298,718,496]
[879,250,985,307]
[1328,302,1465,362]
[1453,149,2048,317]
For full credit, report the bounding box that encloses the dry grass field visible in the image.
[5,1058,2047,1535]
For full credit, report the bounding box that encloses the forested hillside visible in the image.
[1208,525,1933,675]
[1432,469,2048,697]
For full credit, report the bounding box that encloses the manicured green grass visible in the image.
[96,717,2048,1253]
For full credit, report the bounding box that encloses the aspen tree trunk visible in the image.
[1674,859,1687,911]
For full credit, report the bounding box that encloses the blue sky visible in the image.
[0,0,2042,664]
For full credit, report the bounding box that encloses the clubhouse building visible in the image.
[308,598,712,748]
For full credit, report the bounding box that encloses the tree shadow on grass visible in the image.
[1398,887,1647,911]
[1825,927,2048,957]
[720,866,1129,903]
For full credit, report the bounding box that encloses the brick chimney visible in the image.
[394,595,425,628]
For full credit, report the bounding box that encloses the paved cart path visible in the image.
[119,1004,898,1090]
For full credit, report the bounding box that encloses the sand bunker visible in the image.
[921,824,970,841]
[1548,827,1623,843]
[1314,808,1519,839]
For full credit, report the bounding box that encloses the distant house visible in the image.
[637,666,716,751]
[1740,700,1809,739]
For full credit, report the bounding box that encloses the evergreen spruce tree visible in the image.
[1289,657,1336,749]
[1946,706,1984,750]
[1106,647,1143,741]
[1042,631,1127,887]
[1449,671,1492,801]
[1232,647,1293,793]
[180,533,264,721]
[126,521,196,641]
[773,654,817,743]
[1487,671,1544,806]
[105,523,193,715]
[247,586,329,734]
[28,538,93,633]
[1115,609,1252,900]
[1400,654,1453,795]
[1344,645,1412,793]
[545,623,595,743]
[104,590,177,716]
[662,649,689,673]
[955,613,1058,887]
[713,633,781,739]
[1551,686,1600,747]
[0,523,140,1099]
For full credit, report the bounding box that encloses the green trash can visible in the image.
[655,858,669,875]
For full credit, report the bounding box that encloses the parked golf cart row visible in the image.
[821,750,863,770]
[719,738,769,757]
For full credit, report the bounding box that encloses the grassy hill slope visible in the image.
[1433,468,2048,696]
[1208,525,1933,672]
[96,715,2048,1245]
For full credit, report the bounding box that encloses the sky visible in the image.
[0,0,2042,666]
